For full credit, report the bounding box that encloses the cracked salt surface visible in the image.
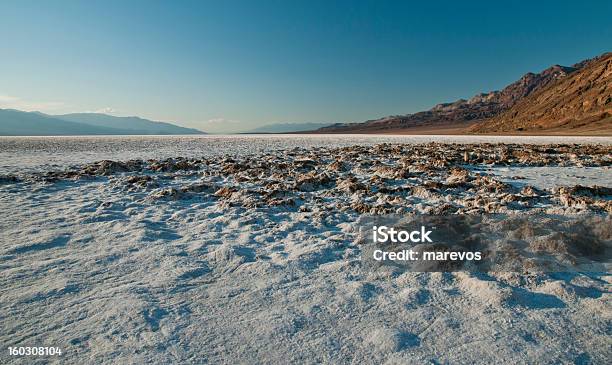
[485,166,612,191]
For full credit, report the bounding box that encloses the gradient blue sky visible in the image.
[1,0,611,133]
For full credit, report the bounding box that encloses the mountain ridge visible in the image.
[314,52,610,134]
[470,52,612,133]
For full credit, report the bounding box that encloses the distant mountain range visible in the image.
[0,109,205,136]
[315,52,612,135]
[243,122,334,134]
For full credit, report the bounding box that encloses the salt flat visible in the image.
[1,134,610,173]
[0,136,610,364]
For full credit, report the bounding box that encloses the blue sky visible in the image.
[1,0,611,133]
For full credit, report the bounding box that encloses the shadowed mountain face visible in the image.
[470,53,612,134]
[0,110,206,136]
[316,53,610,134]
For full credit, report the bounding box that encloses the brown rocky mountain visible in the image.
[470,52,612,134]
[316,53,610,134]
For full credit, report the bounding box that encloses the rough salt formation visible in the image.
[7,143,610,215]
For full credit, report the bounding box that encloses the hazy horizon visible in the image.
[1,0,611,133]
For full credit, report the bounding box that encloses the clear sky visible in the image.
[1,0,611,133]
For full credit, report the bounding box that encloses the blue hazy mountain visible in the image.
[0,109,206,135]
[0,109,127,135]
[55,113,204,135]
[243,122,334,133]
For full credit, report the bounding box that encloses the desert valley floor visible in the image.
[0,135,610,364]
